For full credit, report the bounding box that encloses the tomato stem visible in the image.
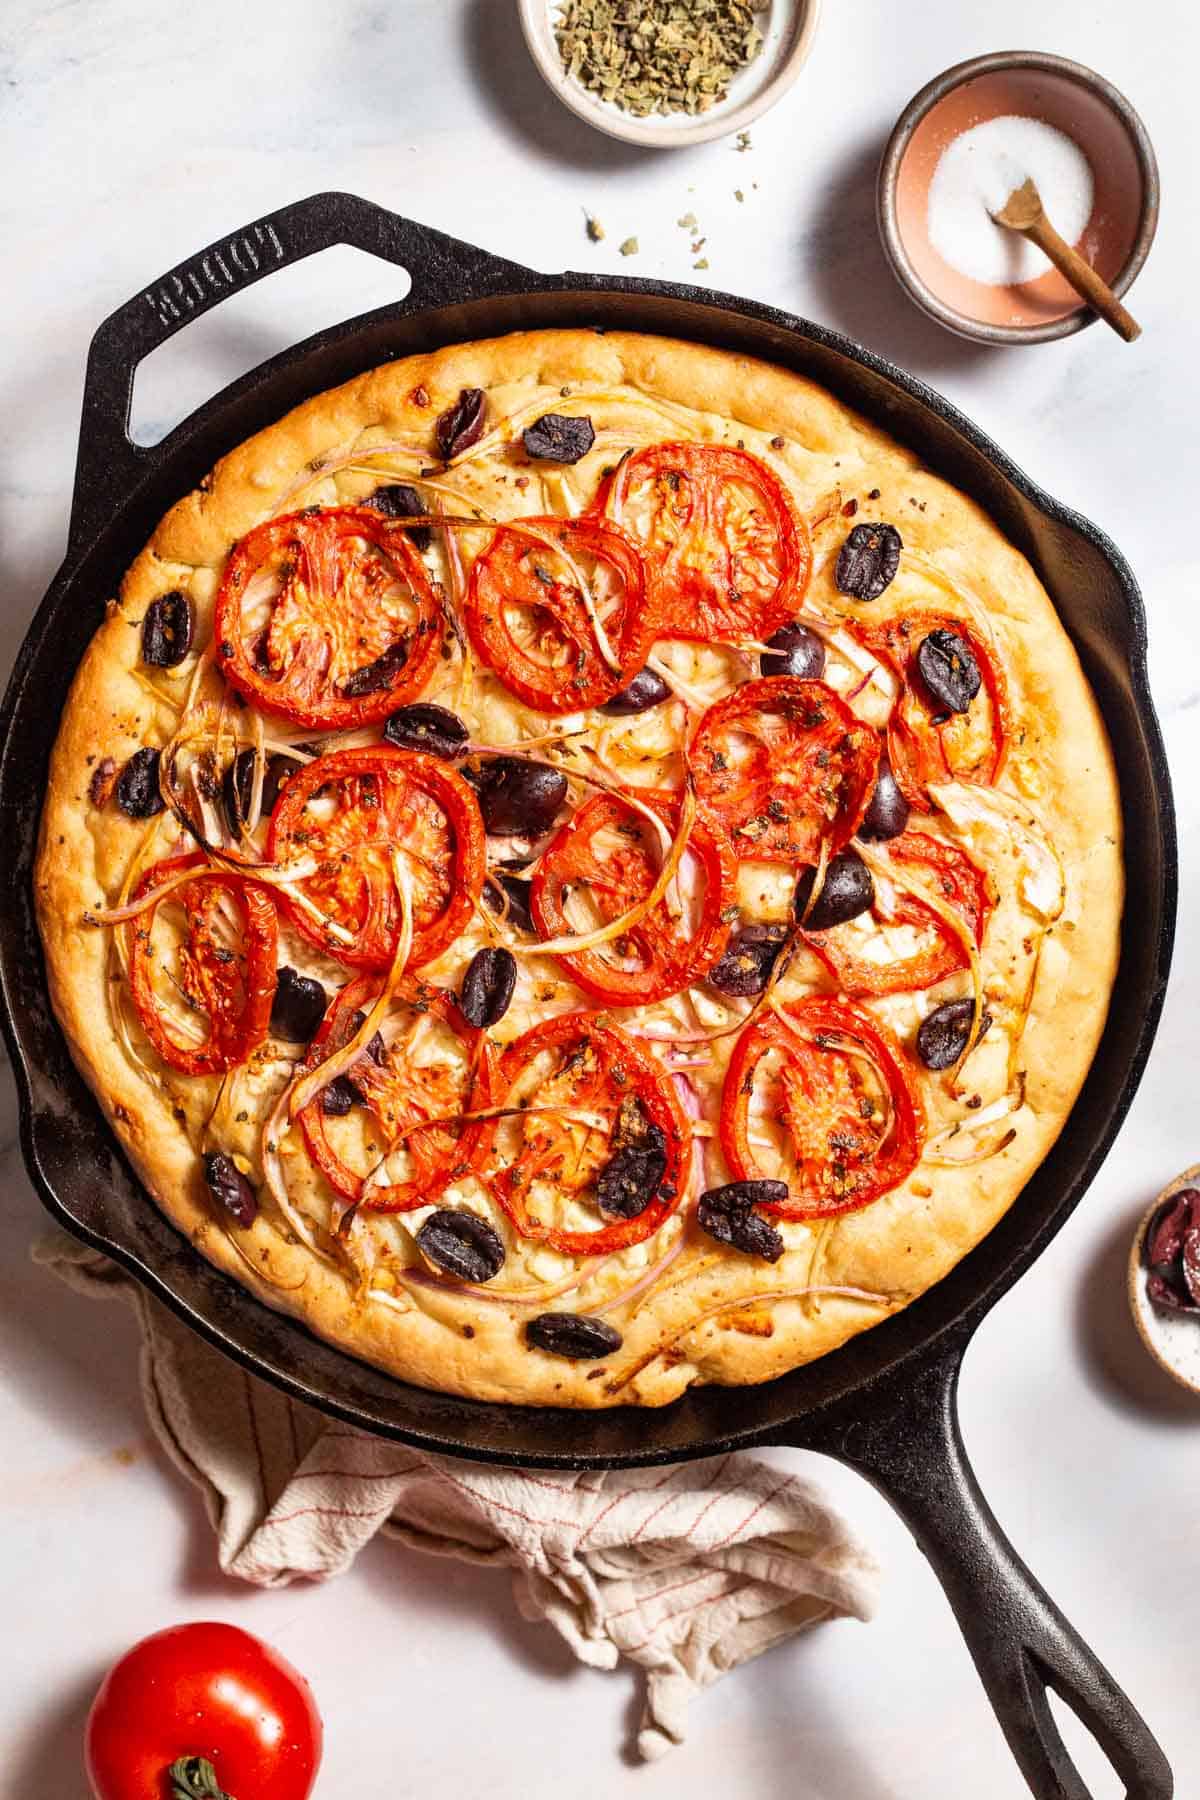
[168,1756,236,1800]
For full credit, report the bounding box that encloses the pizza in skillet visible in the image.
[35,330,1122,1406]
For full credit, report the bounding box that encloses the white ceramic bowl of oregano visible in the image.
[518,0,822,149]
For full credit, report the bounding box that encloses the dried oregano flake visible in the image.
[554,0,768,119]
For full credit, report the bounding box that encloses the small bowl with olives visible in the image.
[1128,1166,1200,1396]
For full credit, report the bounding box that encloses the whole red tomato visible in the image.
[84,1622,322,1800]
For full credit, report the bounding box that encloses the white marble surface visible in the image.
[1,2,1198,1795]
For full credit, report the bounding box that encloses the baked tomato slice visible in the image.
[848,610,1009,811]
[127,854,277,1076]
[599,442,811,641]
[299,975,494,1213]
[464,514,652,713]
[530,787,735,1006]
[690,676,879,864]
[802,830,992,996]
[214,506,444,730]
[721,996,923,1219]
[266,746,485,971]
[480,1012,690,1256]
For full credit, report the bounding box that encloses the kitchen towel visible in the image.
[37,1231,880,1761]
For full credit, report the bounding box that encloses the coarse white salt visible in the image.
[927,115,1094,288]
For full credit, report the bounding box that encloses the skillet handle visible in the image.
[68,190,534,556]
[791,1347,1172,1800]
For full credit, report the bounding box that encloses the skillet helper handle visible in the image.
[802,1350,1172,1800]
[68,191,529,556]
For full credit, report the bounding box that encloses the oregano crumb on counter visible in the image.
[555,0,768,118]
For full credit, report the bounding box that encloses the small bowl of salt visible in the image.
[878,51,1158,345]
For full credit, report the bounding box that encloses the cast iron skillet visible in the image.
[0,194,1176,1799]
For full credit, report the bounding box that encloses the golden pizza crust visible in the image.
[35,329,1122,1406]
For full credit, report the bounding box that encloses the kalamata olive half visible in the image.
[482,871,535,933]
[857,753,910,841]
[697,1181,786,1262]
[1145,1192,1198,1276]
[708,924,788,998]
[596,1141,668,1219]
[383,702,469,758]
[116,747,165,819]
[269,966,327,1043]
[366,482,432,551]
[223,749,292,834]
[522,413,596,464]
[525,1313,623,1360]
[436,387,486,461]
[915,998,992,1071]
[759,620,826,680]
[599,666,672,715]
[835,522,902,601]
[463,756,568,836]
[141,590,193,668]
[795,851,874,930]
[916,629,981,715]
[416,1209,506,1284]
[459,946,517,1028]
[596,1100,669,1220]
[203,1150,258,1228]
[1143,1190,1200,1312]
[1148,1271,1197,1313]
[322,1075,361,1116]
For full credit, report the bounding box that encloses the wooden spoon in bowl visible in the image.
[990,177,1142,342]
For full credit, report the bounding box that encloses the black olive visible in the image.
[436,387,487,461]
[1145,1192,1199,1277]
[383,702,469,758]
[269,966,328,1043]
[596,1101,669,1220]
[321,1076,361,1116]
[340,637,410,698]
[1143,1192,1200,1310]
[759,620,826,680]
[482,872,535,933]
[1148,1271,1198,1312]
[835,522,903,602]
[522,413,597,464]
[708,924,788,998]
[1176,1216,1200,1308]
[202,1150,258,1227]
[525,1313,623,1361]
[462,756,568,836]
[915,998,992,1071]
[116,747,165,818]
[416,1209,506,1284]
[697,1181,786,1262]
[795,851,874,930]
[365,482,432,551]
[857,753,910,841]
[223,750,293,834]
[916,629,981,715]
[596,1141,668,1220]
[141,591,193,668]
[599,666,672,715]
[459,946,517,1028]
